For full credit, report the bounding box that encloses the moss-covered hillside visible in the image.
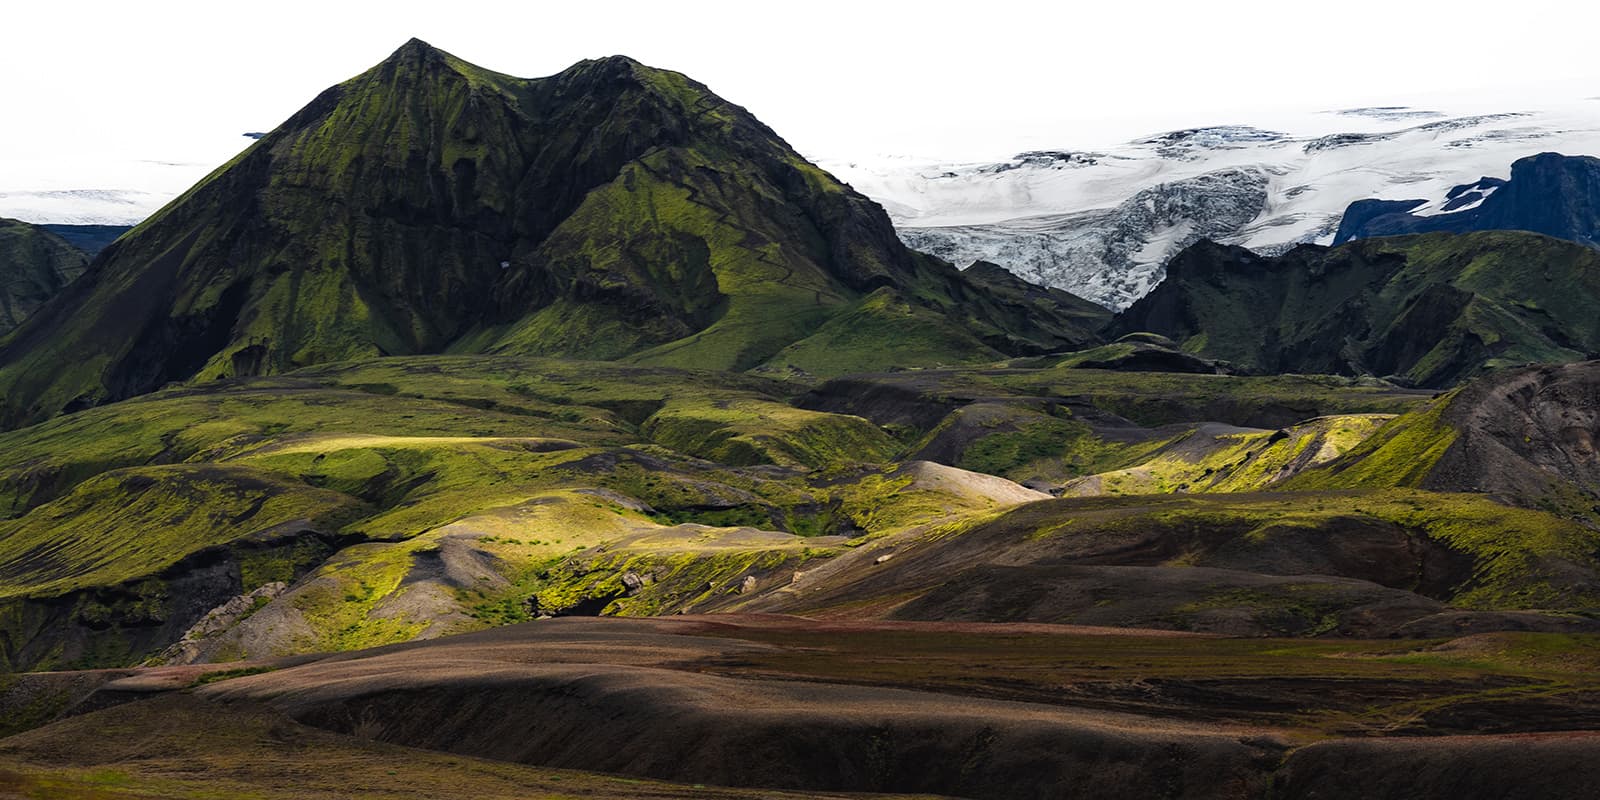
[0,219,85,337]
[1115,231,1600,388]
[1,351,1596,671]
[0,40,1106,429]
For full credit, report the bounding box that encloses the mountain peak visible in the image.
[389,37,443,61]
[583,54,643,68]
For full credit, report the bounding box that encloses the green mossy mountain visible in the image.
[1114,231,1600,388]
[0,218,86,338]
[0,40,1104,428]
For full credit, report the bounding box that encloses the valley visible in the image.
[2,36,1600,800]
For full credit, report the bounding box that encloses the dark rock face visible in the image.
[0,218,86,336]
[1425,360,1600,511]
[0,40,1102,428]
[1114,230,1600,388]
[1335,152,1600,247]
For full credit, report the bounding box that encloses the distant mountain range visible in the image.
[827,106,1600,308]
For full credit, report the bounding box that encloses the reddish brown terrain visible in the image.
[4,614,1600,799]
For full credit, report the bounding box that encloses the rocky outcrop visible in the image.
[1335,152,1600,247]
[156,582,290,665]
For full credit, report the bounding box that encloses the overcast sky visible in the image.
[5,0,1599,173]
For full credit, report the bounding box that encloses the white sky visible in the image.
[4,0,1599,182]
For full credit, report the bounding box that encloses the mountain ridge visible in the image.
[1113,230,1600,387]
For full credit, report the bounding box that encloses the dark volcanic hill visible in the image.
[1334,152,1600,247]
[1113,231,1600,388]
[1298,359,1600,518]
[0,40,1106,427]
[0,218,87,338]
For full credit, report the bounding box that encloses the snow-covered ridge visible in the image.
[0,189,160,226]
[823,103,1600,309]
[0,141,251,226]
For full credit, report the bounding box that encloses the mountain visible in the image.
[826,107,1600,308]
[1334,152,1600,246]
[1112,231,1600,388]
[0,40,1105,428]
[0,218,87,337]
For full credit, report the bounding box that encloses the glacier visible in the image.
[824,103,1600,310]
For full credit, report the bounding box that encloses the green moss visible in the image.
[0,218,87,336]
[641,398,897,469]
[759,287,1004,377]
[237,537,339,589]
[1287,396,1459,490]
[0,465,361,600]
[1119,231,1600,388]
[1078,415,1396,496]
[982,489,1600,611]
[1172,586,1344,636]
[189,665,276,687]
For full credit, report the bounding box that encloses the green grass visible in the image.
[641,398,897,468]
[759,287,1005,377]
[1286,393,1460,490]
[189,665,277,687]
[0,465,361,600]
[1078,415,1395,495]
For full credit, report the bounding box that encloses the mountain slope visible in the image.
[1335,152,1600,246]
[1292,359,1600,521]
[0,218,86,337]
[0,40,1102,428]
[1113,231,1600,387]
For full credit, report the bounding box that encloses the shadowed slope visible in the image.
[0,218,85,337]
